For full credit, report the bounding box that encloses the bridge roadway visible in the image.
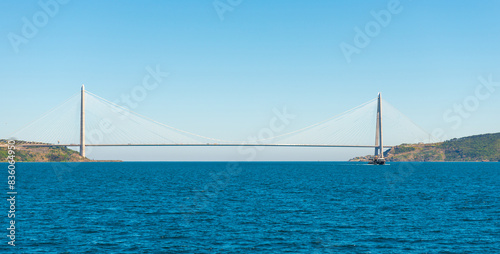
[6,143,393,148]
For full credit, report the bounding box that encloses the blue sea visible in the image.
[1,162,499,253]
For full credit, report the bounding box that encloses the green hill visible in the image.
[350,133,500,162]
[0,140,92,162]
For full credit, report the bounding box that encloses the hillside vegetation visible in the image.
[0,140,92,162]
[351,133,500,162]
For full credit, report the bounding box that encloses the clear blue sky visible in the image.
[1,0,499,161]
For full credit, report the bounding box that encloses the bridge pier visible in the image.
[80,85,85,157]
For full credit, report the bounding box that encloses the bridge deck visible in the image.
[5,143,393,148]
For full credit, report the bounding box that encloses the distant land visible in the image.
[2,133,499,162]
[350,133,500,162]
[0,140,121,162]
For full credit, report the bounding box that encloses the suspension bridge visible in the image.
[5,86,435,162]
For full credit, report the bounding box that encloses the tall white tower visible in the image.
[80,85,86,157]
[374,92,384,163]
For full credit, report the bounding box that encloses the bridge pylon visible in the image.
[372,92,385,165]
[80,85,85,157]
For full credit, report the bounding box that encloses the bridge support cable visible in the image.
[8,92,81,145]
[6,88,437,153]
